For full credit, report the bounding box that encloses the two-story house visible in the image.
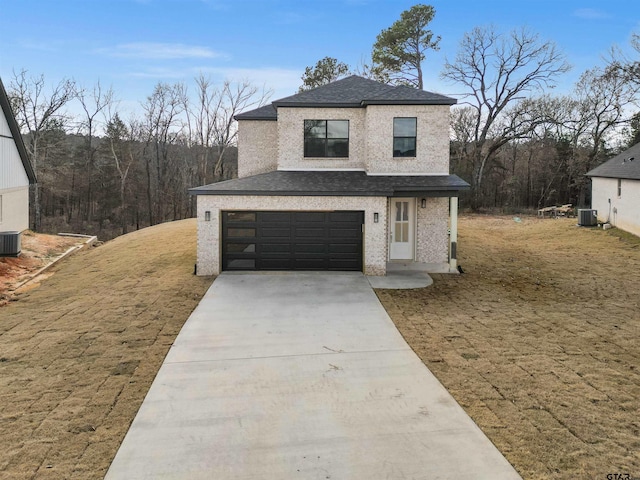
[0,77,36,234]
[190,75,469,276]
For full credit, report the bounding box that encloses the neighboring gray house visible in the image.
[190,76,469,276]
[0,77,36,233]
[587,143,640,237]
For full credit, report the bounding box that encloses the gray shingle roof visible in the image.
[189,170,469,197]
[0,77,36,184]
[234,103,277,120]
[235,75,456,120]
[586,143,640,180]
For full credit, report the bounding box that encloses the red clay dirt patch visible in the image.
[0,232,86,306]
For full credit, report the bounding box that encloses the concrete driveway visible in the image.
[106,272,521,479]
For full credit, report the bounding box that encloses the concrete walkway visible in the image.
[106,272,521,480]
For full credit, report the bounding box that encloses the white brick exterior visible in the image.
[415,197,449,264]
[365,105,450,175]
[276,107,367,170]
[199,96,457,276]
[197,195,388,276]
[237,120,277,178]
[237,105,451,175]
[591,177,640,237]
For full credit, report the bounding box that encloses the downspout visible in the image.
[449,196,458,273]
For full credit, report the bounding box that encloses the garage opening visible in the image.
[222,210,364,271]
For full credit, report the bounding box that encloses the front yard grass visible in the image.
[1,215,638,479]
[0,219,213,479]
[377,215,640,479]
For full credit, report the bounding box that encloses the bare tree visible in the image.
[183,74,221,185]
[75,81,114,222]
[140,82,187,225]
[104,111,139,234]
[9,70,75,230]
[568,67,639,204]
[441,26,570,209]
[209,80,271,180]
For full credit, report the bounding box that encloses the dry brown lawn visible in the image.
[2,215,639,479]
[0,219,213,479]
[377,215,640,479]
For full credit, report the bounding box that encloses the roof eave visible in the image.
[363,99,458,106]
[234,115,278,121]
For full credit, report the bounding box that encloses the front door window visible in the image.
[389,198,414,260]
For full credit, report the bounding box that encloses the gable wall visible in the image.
[277,107,366,170]
[237,120,278,178]
[272,104,450,174]
[591,177,640,237]
[1,107,29,190]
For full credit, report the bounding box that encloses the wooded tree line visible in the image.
[8,72,269,239]
[7,4,640,241]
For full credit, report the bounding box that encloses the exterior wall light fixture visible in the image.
[373,212,379,223]
[421,198,427,208]
[204,211,211,222]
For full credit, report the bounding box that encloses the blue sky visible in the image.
[1,0,639,117]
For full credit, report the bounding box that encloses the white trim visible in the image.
[449,196,458,272]
[275,168,451,176]
[366,172,450,176]
[277,167,367,172]
[388,197,416,261]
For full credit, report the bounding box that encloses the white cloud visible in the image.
[98,42,224,59]
[197,66,302,99]
[119,65,301,99]
[573,8,611,20]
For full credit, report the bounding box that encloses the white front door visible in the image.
[389,198,415,260]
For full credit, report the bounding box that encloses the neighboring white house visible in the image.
[587,142,640,237]
[189,76,469,276]
[0,77,36,232]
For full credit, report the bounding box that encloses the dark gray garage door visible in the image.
[222,210,364,271]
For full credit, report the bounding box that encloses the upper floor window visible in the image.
[393,117,417,157]
[304,120,349,157]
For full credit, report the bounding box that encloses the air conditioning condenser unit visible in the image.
[578,209,598,227]
[0,231,21,257]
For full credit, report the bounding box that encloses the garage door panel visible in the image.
[222,210,363,271]
[329,211,361,222]
[226,258,256,270]
[226,243,256,253]
[294,258,328,269]
[295,227,325,237]
[329,259,360,270]
[259,212,290,222]
[261,243,291,253]
[329,228,360,238]
[294,212,325,222]
[259,258,294,270]
[294,243,327,254]
[261,227,291,238]
[329,243,360,254]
